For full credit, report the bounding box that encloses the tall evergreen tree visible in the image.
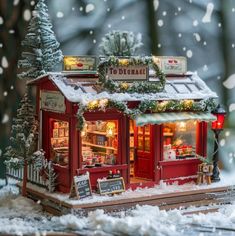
[18,0,63,80]
[99,30,143,57]
[4,93,44,196]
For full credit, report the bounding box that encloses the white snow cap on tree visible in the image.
[18,0,63,80]
[99,30,143,56]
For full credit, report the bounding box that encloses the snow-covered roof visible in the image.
[28,72,218,105]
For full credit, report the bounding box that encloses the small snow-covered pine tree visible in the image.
[46,161,57,193]
[99,30,143,56]
[4,93,44,196]
[18,0,63,80]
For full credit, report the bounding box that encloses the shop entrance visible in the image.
[129,120,154,184]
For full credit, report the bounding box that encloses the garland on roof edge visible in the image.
[98,56,166,93]
[76,98,217,130]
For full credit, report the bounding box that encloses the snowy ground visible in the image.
[1,174,235,235]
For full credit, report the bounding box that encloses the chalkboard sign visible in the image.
[98,177,125,195]
[69,174,92,199]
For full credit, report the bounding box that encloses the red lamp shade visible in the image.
[211,105,226,130]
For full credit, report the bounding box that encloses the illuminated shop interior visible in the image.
[81,120,118,167]
[50,119,69,166]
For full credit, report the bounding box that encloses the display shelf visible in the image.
[53,147,69,150]
[87,130,117,135]
[83,141,117,150]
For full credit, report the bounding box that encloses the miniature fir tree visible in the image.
[99,30,143,56]
[4,93,44,196]
[45,161,57,193]
[18,0,63,80]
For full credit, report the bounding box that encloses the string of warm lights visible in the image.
[76,98,217,130]
[98,56,166,93]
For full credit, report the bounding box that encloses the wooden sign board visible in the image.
[153,56,187,75]
[40,90,66,113]
[69,174,92,199]
[63,56,97,74]
[107,65,148,81]
[97,177,125,195]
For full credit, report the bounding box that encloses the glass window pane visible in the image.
[50,119,69,166]
[81,120,118,167]
[163,121,197,160]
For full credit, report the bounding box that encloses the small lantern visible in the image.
[211,105,226,131]
[106,122,116,137]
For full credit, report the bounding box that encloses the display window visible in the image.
[163,120,197,161]
[137,125,150,152]
[50,119,69,166]
[81,120,118,168]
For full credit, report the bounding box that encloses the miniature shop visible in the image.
[27,55,218,193]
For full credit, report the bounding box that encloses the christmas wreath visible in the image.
[98,56,166,93]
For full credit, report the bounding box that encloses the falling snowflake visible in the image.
[182,47,186,51]
[0,67,3,74]
[108,24,111,28]
[218,23,222,27]
[0,149,2,157]
[225,131,230,137]
[223,74,235,89]
[178,33,182,38]
[0,16,3,25]
[10,85,14,90]
[193,20,198,26]
[178,7,181,12]
[107,8,110,12]
[232,8,235,12]
[89,30,93,35]
[203,65,208,71]
[158,19,164,27]
[72,7,75,11]
[154,0,159,11]
[93,39,97,44]
[23,9,31,21]
[3,91,8,97]
[79,7,83,11]
[193,33,201,42]
[9,29,15,34]
[0,43,2,48]
[56,12,64,18]
[203,41,207,46]
[202,3,214,23]
[220,138,225,147]
[186,50,193,58]
[13,0,19,6]
[232,44,235,48]
[121,16,125,20]
[229,103,235,112]
[30,1,35,6]
[162,11,167,16]
[1,114,9,124]
[157,43,161,48]
[86,3,95,13]
[1,56,8,68]
[217,76,221,80]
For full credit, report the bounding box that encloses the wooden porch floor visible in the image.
[19,183,235,216]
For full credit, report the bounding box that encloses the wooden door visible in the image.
[134,124,154,180]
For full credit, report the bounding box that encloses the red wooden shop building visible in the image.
[28,57,218,193]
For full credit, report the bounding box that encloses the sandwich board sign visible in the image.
[97,177,125,195]
[69,173,92,199]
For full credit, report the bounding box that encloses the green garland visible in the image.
[98,56,166,93]
[76,98,217,130]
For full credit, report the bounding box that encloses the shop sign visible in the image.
[69,174,92,199]
[153,56,187,74]
[108,65,148,81]
[97,177,125,195]
[40,91,66,113]
[63,56,97,73]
